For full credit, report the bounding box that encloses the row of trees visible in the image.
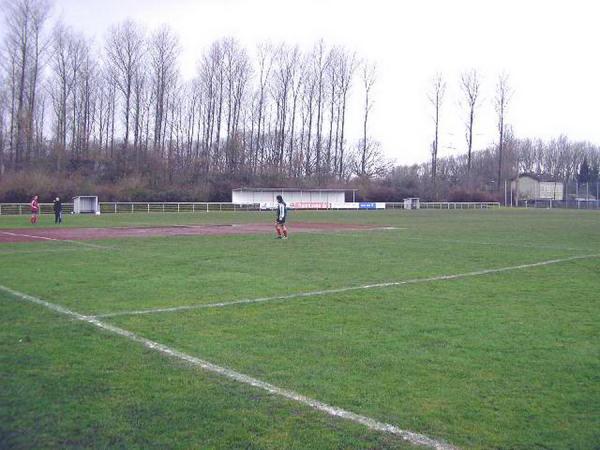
[428,70,512,192]
[1,0,598,202]
[0,0,386,189]
[383,135,600,201]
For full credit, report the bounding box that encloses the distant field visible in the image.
[1,209,599,449]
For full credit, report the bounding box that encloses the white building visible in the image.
[511,174,564,201]
[232,188,355,209]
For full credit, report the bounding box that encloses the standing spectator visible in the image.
[53,197,63,224]
[275,195,288,239]
[30,195,40,224]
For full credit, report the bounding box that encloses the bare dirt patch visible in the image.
[0,222,378,244]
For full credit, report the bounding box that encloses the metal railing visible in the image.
[386,202,501,210]
[0,203,75,215]
[518,199,600,209]
[98,202,261,214]
[0,200,502,215]
[0,202,261,215]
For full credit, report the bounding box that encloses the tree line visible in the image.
[1,0,598,202]
[380,134,600,202]
[0,0,388,200]
[424,68,600,199]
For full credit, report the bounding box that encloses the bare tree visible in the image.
[460,69,480,179]
[48,24,94,165]
[149,25,179,153]
[360,61,376,176]
[0,23,380,195]
[0,73,7,175]
[105,20,145,149]
[287,50,303,176]
[325,47,340,174]
[428,72,445,186]
[311,40,330,175]
[252,42,273,173]
[336,49,357,178]
[68,35,86,157]
[353,138,389,179]
[3,0,50,168]
[272,45,299,168]
[222,37,250,172]
[495,72,512,188]
[48,23,73,162]
[301,66,316,176]
[25,0,50,161]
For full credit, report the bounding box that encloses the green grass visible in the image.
[1,208,599,449]
[0,295,417,450]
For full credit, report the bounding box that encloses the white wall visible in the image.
[539,182,564,200]
[512,177,564,201]
[512,176,539,200]
[232,190,346,206]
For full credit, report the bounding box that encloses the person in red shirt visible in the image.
[30,195,40,224]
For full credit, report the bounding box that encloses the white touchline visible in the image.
[94,253,600,318]
[0,231,111,250]
[0,284,456,450]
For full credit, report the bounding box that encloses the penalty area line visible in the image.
[93,253,600,319]
[0,284,456,450]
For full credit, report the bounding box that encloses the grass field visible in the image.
[1,209,599,449]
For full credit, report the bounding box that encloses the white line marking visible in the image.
[0,284,456,450]
[0,231,111,249]
[94,254,600,318]
[0,247,95,256]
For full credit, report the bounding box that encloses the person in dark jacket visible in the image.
[53,197,62,224]
[275,195,288,239]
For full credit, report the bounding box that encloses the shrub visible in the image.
[447,188,501,202]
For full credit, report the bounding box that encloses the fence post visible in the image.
[193,203,195,213]
[586,182,589,201]
[19,205,22,215]
[177,203,180,213]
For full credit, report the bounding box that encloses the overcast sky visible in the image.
[49,0,600,165]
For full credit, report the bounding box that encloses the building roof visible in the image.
[513,173,561,183]
[232,187,356,192]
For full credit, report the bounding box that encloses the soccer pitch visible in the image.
[1,209,599,449]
